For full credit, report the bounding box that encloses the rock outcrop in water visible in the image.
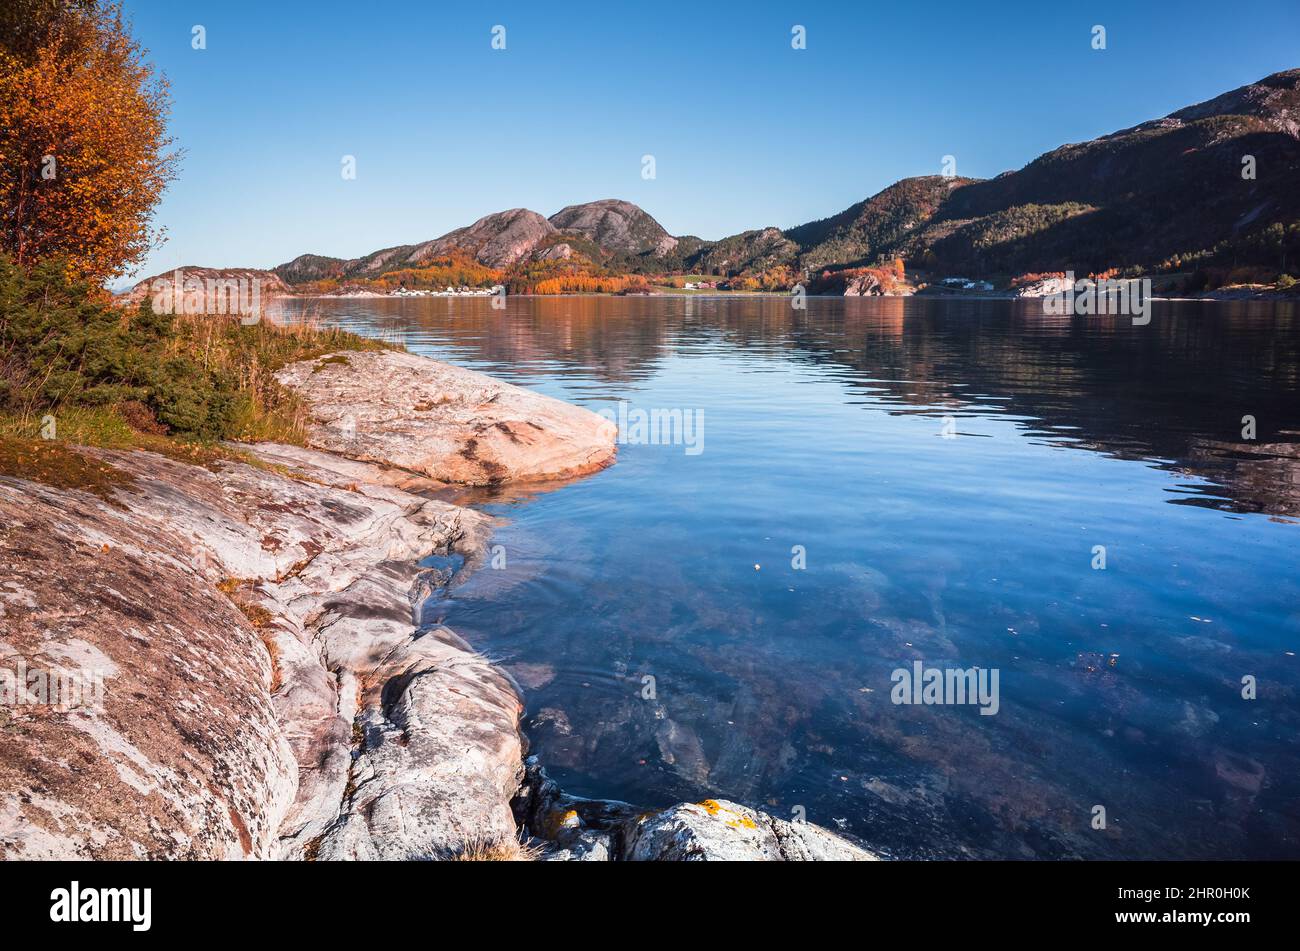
[1,350,872,861]
[276,349,618,486]
[514,760,880,861]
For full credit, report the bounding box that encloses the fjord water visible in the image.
[283,295,1300,859]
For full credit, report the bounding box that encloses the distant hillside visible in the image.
[275,253,345,285]
[276,209,557,284]
[271,200,684,288]
[123,68,1300,299]
[549,199,678,256]
[910,68,1300,274]
[785,176,979,271]
[117,266,291,309]
[705,68,1299,281]
[685,227,799,275]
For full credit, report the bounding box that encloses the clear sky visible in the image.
[123,0,1300,282]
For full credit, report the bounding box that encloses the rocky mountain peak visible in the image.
[548,199,678,256]
[418,208,556,269]
[1167,67,1300,136]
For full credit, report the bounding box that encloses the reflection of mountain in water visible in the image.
[275,296,673,386]
[774,298,1300,518]
[290,295,1300,519]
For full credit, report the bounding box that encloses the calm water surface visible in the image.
[279,295,1300,859]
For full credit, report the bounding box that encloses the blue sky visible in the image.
[124,0,1300,281]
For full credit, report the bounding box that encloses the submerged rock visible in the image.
[276,349,617,486]
[514,760,879,862]
[622,799,879,861]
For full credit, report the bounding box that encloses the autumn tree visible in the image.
[1,0,95,55]
[0,1,178,284]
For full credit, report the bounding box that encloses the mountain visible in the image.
[275,209,557,284]
[687,68,1298,280]
[412,208,556,269]
[815,68,1300,276]
[784,176,979,271]
[122,68,1300,299]
[684,227,799,275]
[274,253,346,284]
[548,199,678,256]
[267,203,684,287]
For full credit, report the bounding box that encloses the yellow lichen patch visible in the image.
[697,799,758,830]
[539,806,582,839]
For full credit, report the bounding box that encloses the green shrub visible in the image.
[0,254,239,438]
[0,253,395,443]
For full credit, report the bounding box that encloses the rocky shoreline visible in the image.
[0,350,877,861]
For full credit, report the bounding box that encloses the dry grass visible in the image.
[233,599,274,630]
[0,433,136,503]
[162,310,395,446]
[0,405,238,467]
[0,307,399,487]
[259,631,283,693]
[449,837,545,862]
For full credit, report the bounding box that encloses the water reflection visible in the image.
[275,295,1300,858]
[278,295,1300,517]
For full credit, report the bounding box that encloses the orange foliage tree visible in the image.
[0,1,178,284]
[377,253,504,289]
[526,274,642,295]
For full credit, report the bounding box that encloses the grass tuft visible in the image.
[448,837,545,862]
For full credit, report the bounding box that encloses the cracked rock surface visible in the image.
[0,441,514,860]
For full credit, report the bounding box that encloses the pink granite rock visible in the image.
[277,350,617,486]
